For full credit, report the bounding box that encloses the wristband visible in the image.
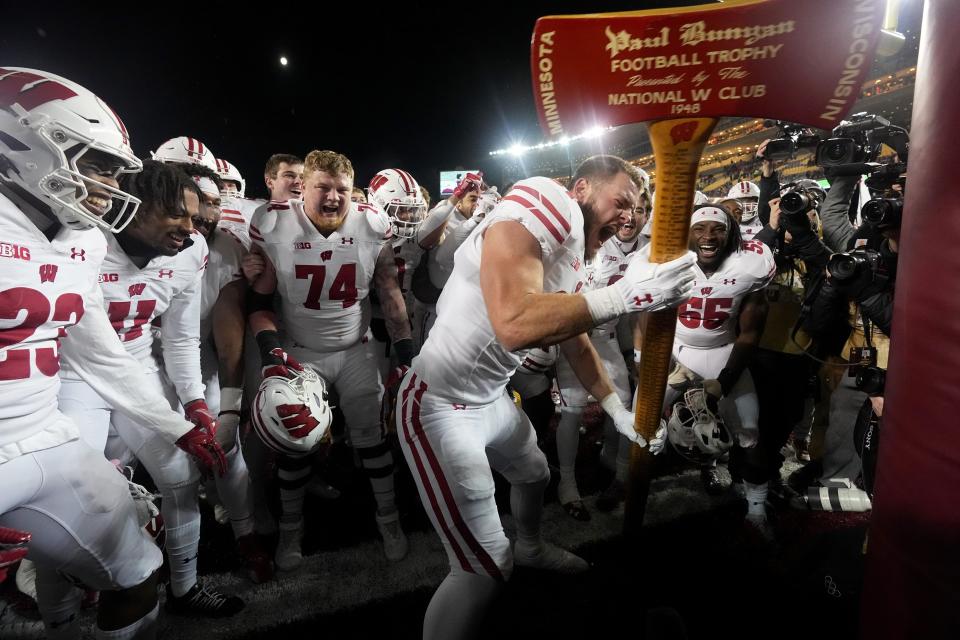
[583,286,627,325]
[255,330,283,363]
[393,338,415,368]
[599,392,625,419]
[219,387,243,414]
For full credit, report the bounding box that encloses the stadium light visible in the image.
[509,144,526,157]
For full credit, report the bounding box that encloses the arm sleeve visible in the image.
[819,175,859,252]
[417,200,455,244]
[161,250,206,405]
[433,216,480,277]
[60,285,193,443]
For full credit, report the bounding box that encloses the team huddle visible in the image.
[1,67,779,640]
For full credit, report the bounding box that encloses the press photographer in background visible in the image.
[784,113,908,498]
[725,140,830,504]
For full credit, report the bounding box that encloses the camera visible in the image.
[762,120,822,161]
[780,180,827,218]
[815,113,909,170]
[826,248,891,288]
[861,197,903,229]
[855,366,886,396]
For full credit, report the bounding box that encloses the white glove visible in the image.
[599,394,666,454]
[583,246,696,324]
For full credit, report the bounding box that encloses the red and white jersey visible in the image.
[0,194,105,460]
[675,239,775,351]
[200,228,246,340]
[218,196,264,248]
[0,193,193,461]
[739,219,764,241]
[391,235,424,298]
[415,177,586,405]
[61,231,209,404]
[595,235,646,336]
[251,200,392,353]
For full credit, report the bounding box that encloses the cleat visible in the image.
[514,541,589,575]
[376,511,408,562]
[165,582,244,618]
[274,522,303,571]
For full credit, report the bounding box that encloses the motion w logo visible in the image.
[277,404,319,438]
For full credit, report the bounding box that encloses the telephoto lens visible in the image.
[805,486,872,512]
[779,191,812,216]
[855,366,886,396]
[826,252,865,282]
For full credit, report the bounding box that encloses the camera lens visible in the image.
[825,141,849,163]
[861,199,887,225]
[780,192,805,215]
[827,253,859,281]
[855,367,886,396]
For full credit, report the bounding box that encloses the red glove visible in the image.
[184,399,218,437]
[0,526,30,583]
[176,426,227,477]
[453,172,483,200]
[381,365,410,435]
[262,347,306,380]
[386,365,410,392]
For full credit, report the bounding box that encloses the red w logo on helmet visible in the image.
[369,173,389,192]
[276,403,319,438]
[0,68,77,111]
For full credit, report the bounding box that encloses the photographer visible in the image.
[790,117,906,491]
[726,143,830,500]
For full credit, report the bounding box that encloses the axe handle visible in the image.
[624,117,718,536]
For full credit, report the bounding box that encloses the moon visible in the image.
[280,56,288,66]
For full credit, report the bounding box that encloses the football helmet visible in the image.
[0,67,142,232]
[215,157,245,198]
[152,136,218,172]
[252,365,333,458]
[726,181,760,222]
[368,168,427,239]
[666,387,733,464]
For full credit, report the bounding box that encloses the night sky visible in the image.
[1,2,706,197]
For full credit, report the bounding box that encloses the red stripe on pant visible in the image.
[401,374,505,581]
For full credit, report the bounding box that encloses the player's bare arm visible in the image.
[480,221,596,351]
[374,244,413,342]
[247,250,279,337]
[711,290,768,396]
[212,279,247,388]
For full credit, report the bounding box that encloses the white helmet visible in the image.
[215,157,245,198]
[0,67,142,232]
[666,388,733,464]
[693,190,709,206]
[152,136,218,172]
[252,366,333,458]
[726,181,760,222]
[368,168,427,239]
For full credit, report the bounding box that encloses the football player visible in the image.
[247,150,411,568]
[660,205,775,531]
[396,155,696,640]
[410,172,486,346]
[727,180,764,240]
[0,68,223,639]
[185,167,272,582]
[57,160,244,617]
[366,168,446,376]
[220,153,303,247]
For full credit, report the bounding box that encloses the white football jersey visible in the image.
[415,177,586,405]
[61,231,209,404]
[218,195,264,248]
[675,239,775,351]
[391,235,424,298]
[595,235,647,336]
[200,228,246,340]
[0,193,106,460]
[739,219,764,240]
[251,200,392,353]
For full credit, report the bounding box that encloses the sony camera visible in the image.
[762,120,823,161]
[815,113,910,171]
[826,248,892,290]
